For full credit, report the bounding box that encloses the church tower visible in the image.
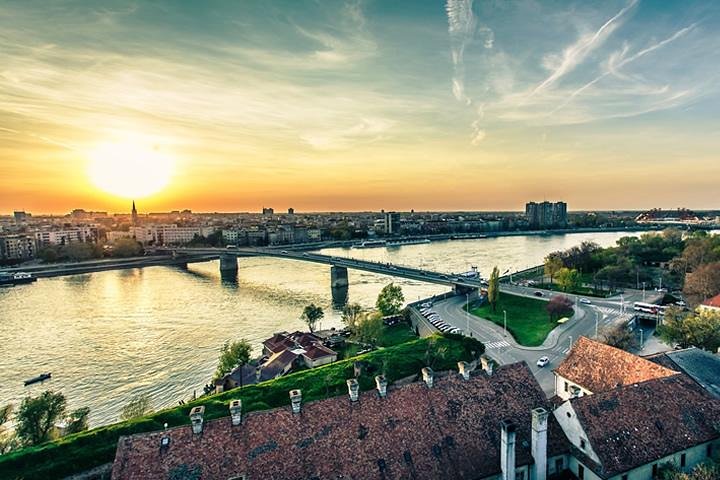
[131,200,138,226]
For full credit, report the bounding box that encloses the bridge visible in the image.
[165,247,484,293]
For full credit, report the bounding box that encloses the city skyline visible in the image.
[2,0,720,214]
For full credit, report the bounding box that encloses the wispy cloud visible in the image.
[446,0,477,105]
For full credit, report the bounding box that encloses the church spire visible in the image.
[131,200,138,226]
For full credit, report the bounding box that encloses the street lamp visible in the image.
[642,281,646,301]
[465,293,472,337]
[568,335,573,348]
[503,310,507,336]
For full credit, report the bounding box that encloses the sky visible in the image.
[1,0,719,214]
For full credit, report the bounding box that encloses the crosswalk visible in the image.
[485,340,511,350]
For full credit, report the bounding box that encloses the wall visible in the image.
[554,373,592,400]
[606,439,719,480]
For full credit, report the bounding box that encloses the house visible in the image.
[111,361,572,480]
[646,347,720,398]
[258,349,299,381]
[553,336,677,400]
[262,332,296,356]
[301,343,337,368]
[699,293,720,313]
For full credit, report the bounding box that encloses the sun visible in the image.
[87,142,174,199]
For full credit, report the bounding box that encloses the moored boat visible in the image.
[0,271,37,286]
[24,372,52,386]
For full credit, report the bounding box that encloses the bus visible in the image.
[633,302,667,315]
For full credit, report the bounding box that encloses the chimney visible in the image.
[458,361,473,380]
[375,375,388,398]
[347,378,359,402]
[531,408,549,480]
[500,420,516,480]
[229,399,242,426]
[289,389,302,414]
[421,367,434,388]
[480,355,494,376]
[189,406,205,434]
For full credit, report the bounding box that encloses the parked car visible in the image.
[534,291,544,297]
[536,356,550,367]
[579,297,592,305]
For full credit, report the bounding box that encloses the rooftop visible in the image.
[111,362,569,480]
[647,347,720,398]
[701,293,720,308]
[554,336,678,393]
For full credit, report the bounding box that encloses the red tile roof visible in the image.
[111,363,570,480]
[302,344,337,360]
[569,374,720,478]
[554,336,678,393]
[702,293,720,308]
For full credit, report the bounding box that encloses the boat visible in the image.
[351,240,387,249]
[24,372,51,386]
[386,238,431,247]
[0,272,37,286]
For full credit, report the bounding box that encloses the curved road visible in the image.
[429,284,660,395]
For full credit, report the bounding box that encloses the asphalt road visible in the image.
[428,284,662,396]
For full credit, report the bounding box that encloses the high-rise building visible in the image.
[288,208,295,215]
[262,207,274,216]
[384,211,401,234]
[525,201,567,229]
[13,211,29,223]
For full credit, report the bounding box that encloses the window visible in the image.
[708,443,714,458]
[578,464,585,480]
[555,458,563,473]
[652,464,658,477]
[564,381,569,392]
[580,439,586,450]
[681,453,686,467]
[515,472,525,480]
[622,475,628,480]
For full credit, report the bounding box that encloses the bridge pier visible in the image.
[330,266,349,289]
[219,254,238,273]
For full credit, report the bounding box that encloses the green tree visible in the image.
[214,339,253,381]
[61,242,101,261]
[342,302,363,332]
[599,324,639,351]
[353,312,384,346]
[300,303,324,333]
[376,283,405,316]
[120,394,153,421]
[15,391,67,446]
[64,407,90,435]
[683,262,720,307]
[544,255,564,285]
[0,404,16,454]
[659,308,720,352]
[111,237,143,257]
[37,246,60,263]
[556,268,581,292]
[487,266,500,312]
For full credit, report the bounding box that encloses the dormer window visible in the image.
[580,439,586,450]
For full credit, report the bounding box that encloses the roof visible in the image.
[262,333,296,354]
[111,362,570,480]
[259,349,298,380]
[701,293,720,308]
[290,331,323,348]
[302,343,337,360]
[569,374,720,478]
[647,347,720,398]
[554,336,678,393]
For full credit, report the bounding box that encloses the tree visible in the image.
[120,394,153,421]
[546,295,573,320]
[64,407,90,435]
[659,461,720,480]
[556,268,581,292]
[0,404,16,454]
[342,302,364,332]
[111,237,143,257]
[376,283,405,316]
[300,304,324,332]
[214,339,253,381]
[61,242,101,261]
[353,312,384,346]
[683,262,720,307]
[487,266,500,312]
[658,308,720,352]
[544,254,564,285]
[15,391,67,446]
[599,324,638,351]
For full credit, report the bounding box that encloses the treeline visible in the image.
[38,237,143,263]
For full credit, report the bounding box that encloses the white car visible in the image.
[536,356,550,368]
[579,297,592,305]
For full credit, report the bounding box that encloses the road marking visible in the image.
[485,340,511,350]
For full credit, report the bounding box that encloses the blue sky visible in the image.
[1,0,719,212]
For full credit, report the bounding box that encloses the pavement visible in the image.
[429,284,664,396]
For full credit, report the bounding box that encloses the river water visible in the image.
[0,231,643,427]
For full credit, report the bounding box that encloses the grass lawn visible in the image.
[0,334,477,480]
[468,292,570,346]
[536,282,615,298]
[336,322,418,359]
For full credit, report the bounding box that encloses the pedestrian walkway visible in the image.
[485,340,511,350]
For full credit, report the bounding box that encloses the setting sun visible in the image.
[87,142,174,199]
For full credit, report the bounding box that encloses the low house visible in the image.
[553,336,677,400]
[111,361,572,480]
[699,293,720,313]
[301,343,337,368]
[259,349,299,381]
[262,332,296,356]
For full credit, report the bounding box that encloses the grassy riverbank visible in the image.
[468,292,569,346]
[0,334,483,480]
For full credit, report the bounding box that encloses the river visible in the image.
[0,230,646,427]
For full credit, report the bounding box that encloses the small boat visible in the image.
[0,272,37,286]
[386,238,431,247]
[24,373,51,386]
[351,240,387,249]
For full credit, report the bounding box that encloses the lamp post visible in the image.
[640,329,644,349]
[466,293,471,337]
[503,310,507,337]
[642,281,646,301]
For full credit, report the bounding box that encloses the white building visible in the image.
[129,225,215,245]
[0,235,36,260]
[34,227,98,247]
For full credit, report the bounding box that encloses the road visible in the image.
[428,284,662,396]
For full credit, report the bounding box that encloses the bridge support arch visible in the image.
[330,266,349,289]
[219,254,238,273]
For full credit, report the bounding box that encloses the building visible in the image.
[131,201,138,226]
[262,207,274,216]
[34,227,98,247]
[130,225,214,245]
[647,347,720,398]
[0,234,36,261]
[13,211,29,223]
[384,211,401,234]
[698,293,720,313]
[287,207,295,215]
[525,202,567,229]
[553,336,677,400]
[111,361,571,480]
[261,331,338,369]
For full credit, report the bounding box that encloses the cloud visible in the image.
[446,0,476,104]
[529,0,638,98]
